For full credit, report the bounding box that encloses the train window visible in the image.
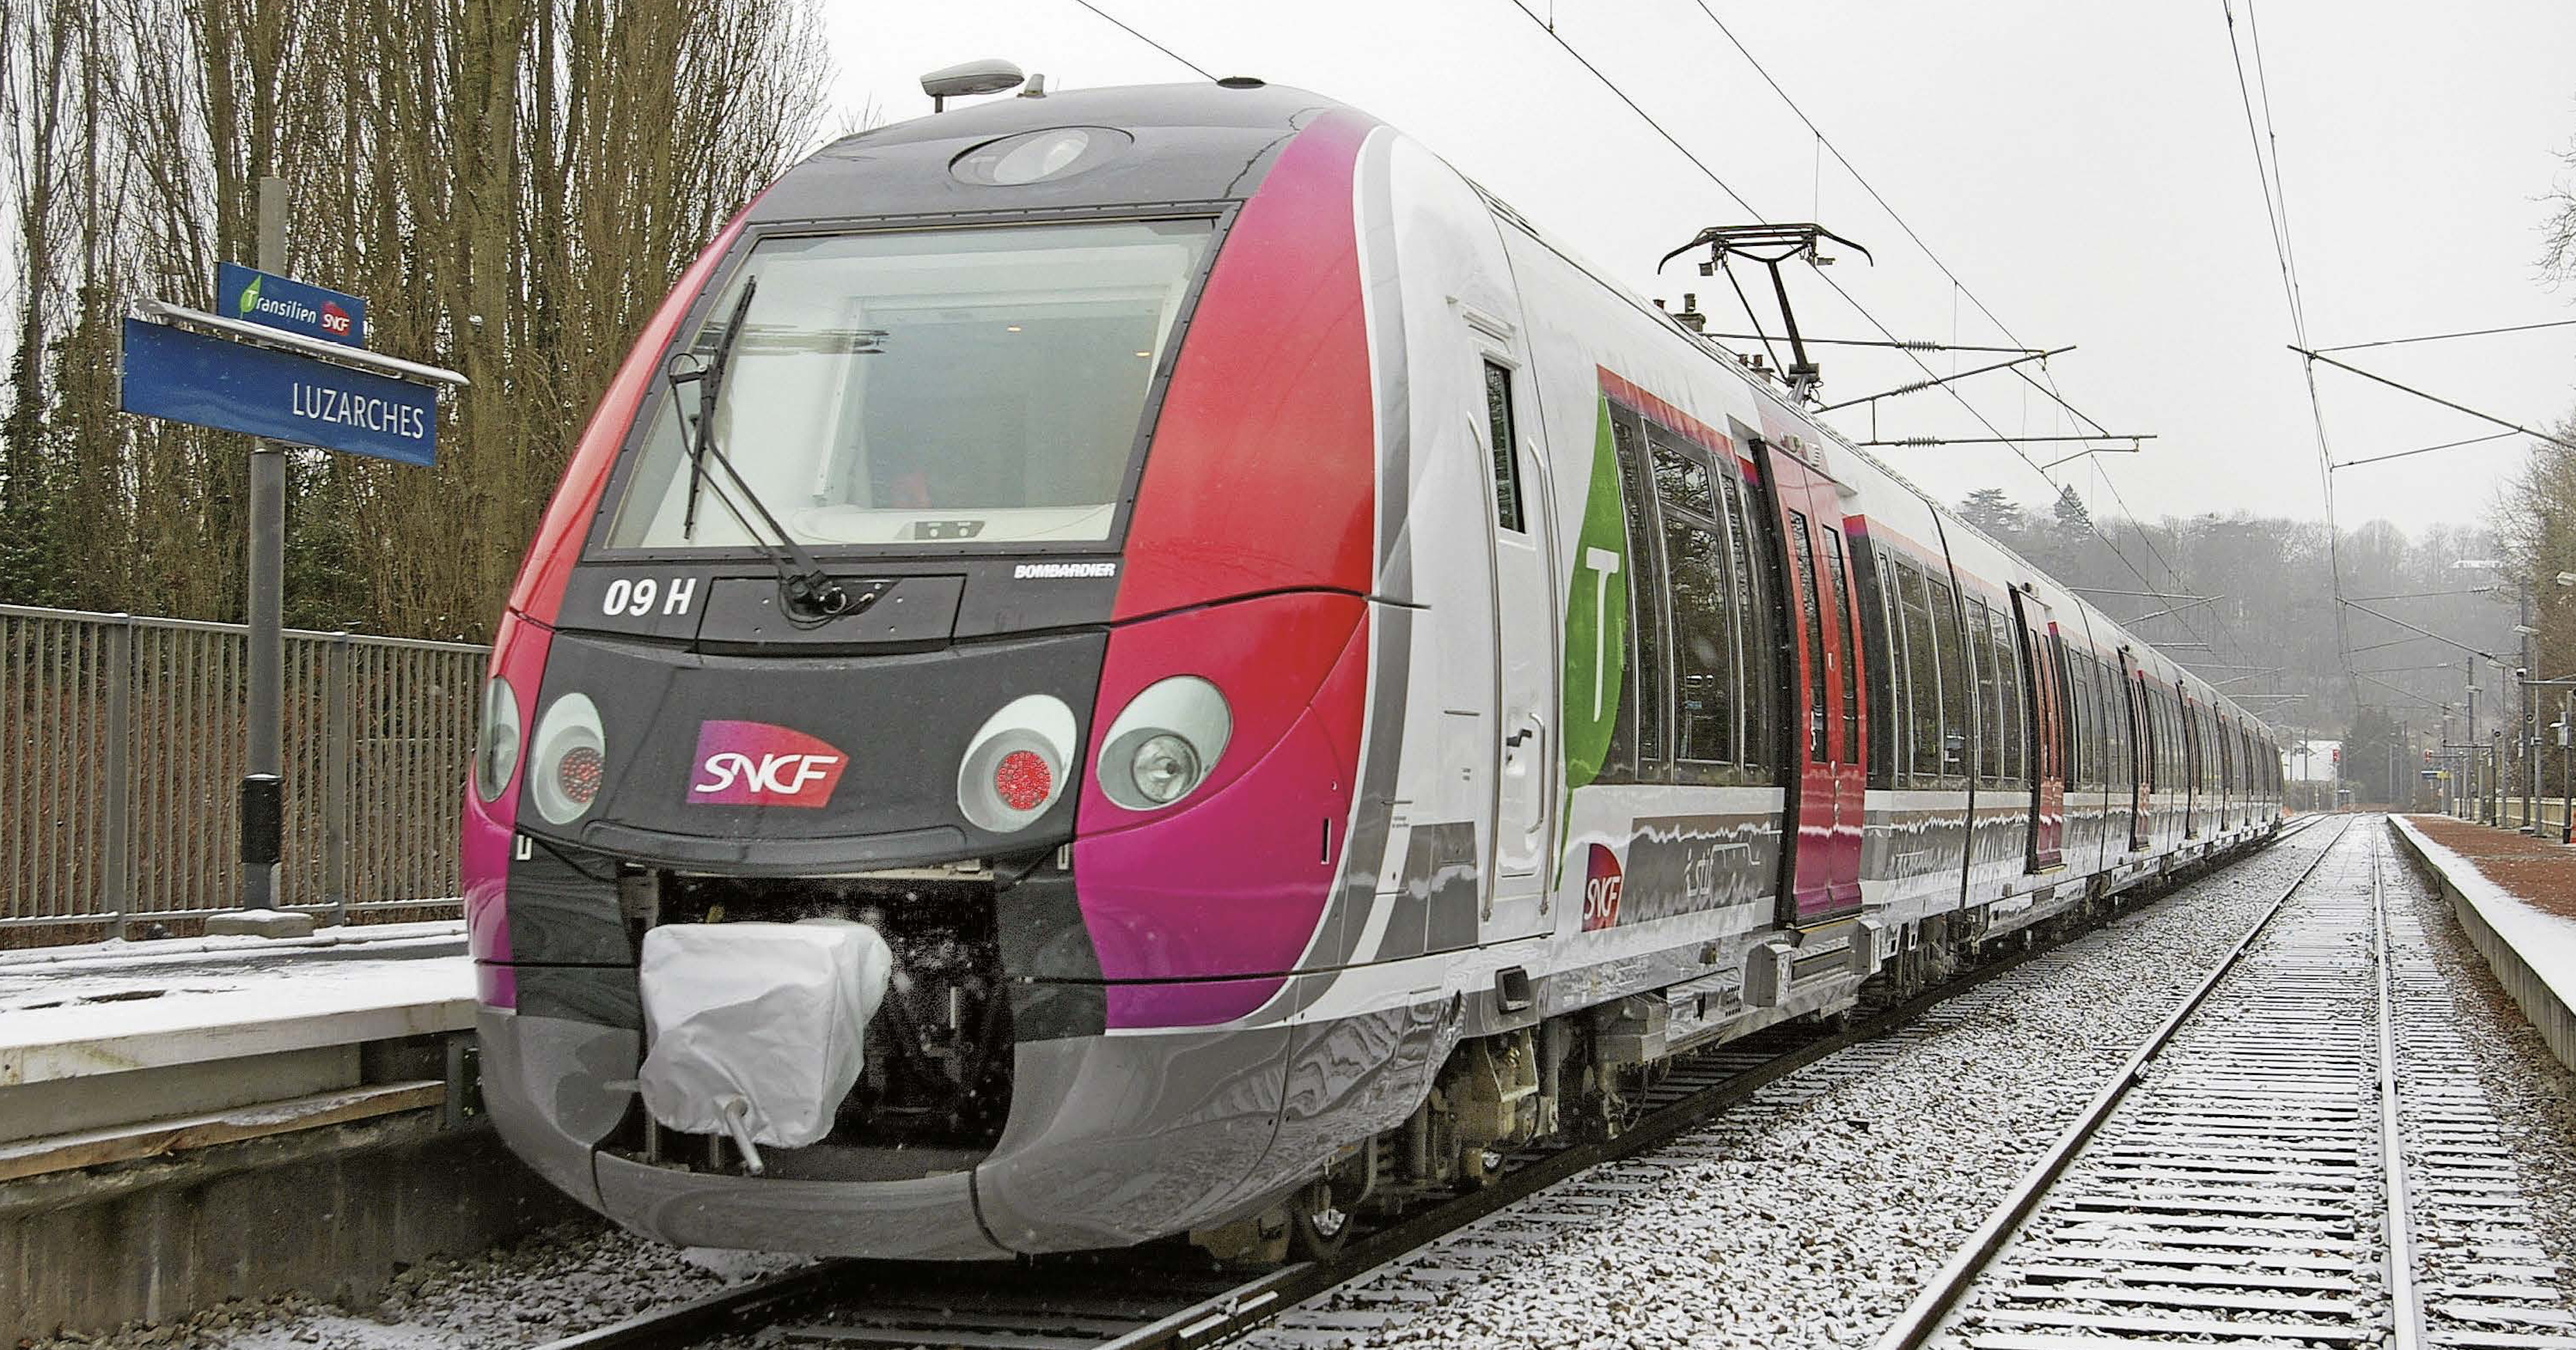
[2094,659,2116,789]
[1967,596,1998,786]
[2053,636,2080,788]
[1483,361,1524,534]
[1853,536,1899,790]
[1931,580,1970,778]
[1787,512,1828,761]
[1897,564,1943,783]
[1991,606,2025,787]
[1604,406,1667,777]
[1720,475,1777,777]
[1649,437,1714,515]
[1660,495,1735,773]
[2116,670,2132,786]
[1824,529,1862,768]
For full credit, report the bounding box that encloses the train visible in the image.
[462,79,2283,1265]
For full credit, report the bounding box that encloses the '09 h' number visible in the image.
[600,576,696,618]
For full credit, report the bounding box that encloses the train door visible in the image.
[1752,438,1862,927]
[2121,652,2151,851]
[2010,590,2066,871]
[1474,353,1555,944]
[2183,696,2201,839]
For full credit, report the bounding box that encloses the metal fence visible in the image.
[1,604,488,938]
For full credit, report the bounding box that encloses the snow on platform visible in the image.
[2393,814,2576,1074]
[0,920,471,1085]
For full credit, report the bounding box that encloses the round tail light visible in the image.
[994,749,1054,812]
[957,695,1077,833]
[529,692,607,826]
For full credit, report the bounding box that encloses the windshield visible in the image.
[606,218,1214,551]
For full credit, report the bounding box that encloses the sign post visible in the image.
[116,175,466,936]
[242,178,289,928]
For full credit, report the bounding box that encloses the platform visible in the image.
[2390,813,2576,1074]
[0,920,575,1342]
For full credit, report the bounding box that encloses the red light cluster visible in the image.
[994,749,1052,812]
[558,745,605,804]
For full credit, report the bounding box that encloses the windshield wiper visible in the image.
[665,277,853,626]
[681,278,757,540]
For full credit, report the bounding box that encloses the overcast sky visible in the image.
[819,1,2576,535]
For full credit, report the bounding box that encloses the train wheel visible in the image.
[1287,1179,1352,1262]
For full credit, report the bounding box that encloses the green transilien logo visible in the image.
[237,274,263,317]
[1555,397,1630,882]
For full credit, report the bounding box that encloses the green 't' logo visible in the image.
[237,274,261,317]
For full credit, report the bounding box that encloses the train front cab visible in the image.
[462,87,1468,1259]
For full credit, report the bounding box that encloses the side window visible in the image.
[1721,475,1775,775]
[1654,439,1735,774]
[1931,580,1969,778]
[1483,361,1524,533]
[1994,607,2025,787]
[1824,529,1862,767]
[1603,405,1667,778]
[1856,537,1900,789]
[1967,596,1997,786]
[1787,511,1828,761]
[1897,564,1943,783]
[2064,644,2090,788]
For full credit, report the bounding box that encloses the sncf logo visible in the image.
[1582,844,1624,932]
[688,720,847,808]
[319,301,352,336]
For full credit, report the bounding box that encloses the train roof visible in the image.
[750,80,1351,227]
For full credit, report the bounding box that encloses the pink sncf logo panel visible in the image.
[1582,844,1624,932]
[688,720,849,808]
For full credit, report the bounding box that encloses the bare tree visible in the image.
[0,0,831,638]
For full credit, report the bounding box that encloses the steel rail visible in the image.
[2373,835,2427,1350]
[531,819,2314,1350]
[1868,814,2354,1350]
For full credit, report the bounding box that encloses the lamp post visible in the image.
[2512,674,2576,842]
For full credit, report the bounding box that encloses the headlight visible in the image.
[528,692,606,826]
[1097,676,1230,811]
[473,676,521,803]
[1129,734,1201,805]
[957,694,1077,833]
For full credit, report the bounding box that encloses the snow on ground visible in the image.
[1244,824,2345,1350]
[26,1223,804,1350]
[0,921,467,1029]
[2390,829,2576,1285]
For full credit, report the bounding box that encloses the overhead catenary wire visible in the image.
[1063,0,1215,79]
[2318,316,2576,354]
[2333,429,2521,470]
[2295,346,2576,454]
[1668,1,2255,675]
[2222,0,2362,715]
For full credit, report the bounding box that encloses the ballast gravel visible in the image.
[1248,823,2351,1350]
[25,1222,801,1350]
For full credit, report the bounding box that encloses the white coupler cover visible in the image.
[637,918,892,1148]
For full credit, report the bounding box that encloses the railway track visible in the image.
[531,821,2323,1350]
[1874,815,2576,1350]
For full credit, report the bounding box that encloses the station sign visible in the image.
[218,263,366,348]
[120,317,435,466]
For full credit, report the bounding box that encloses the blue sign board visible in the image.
[217,263,366,348]
[120,318,435,466]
